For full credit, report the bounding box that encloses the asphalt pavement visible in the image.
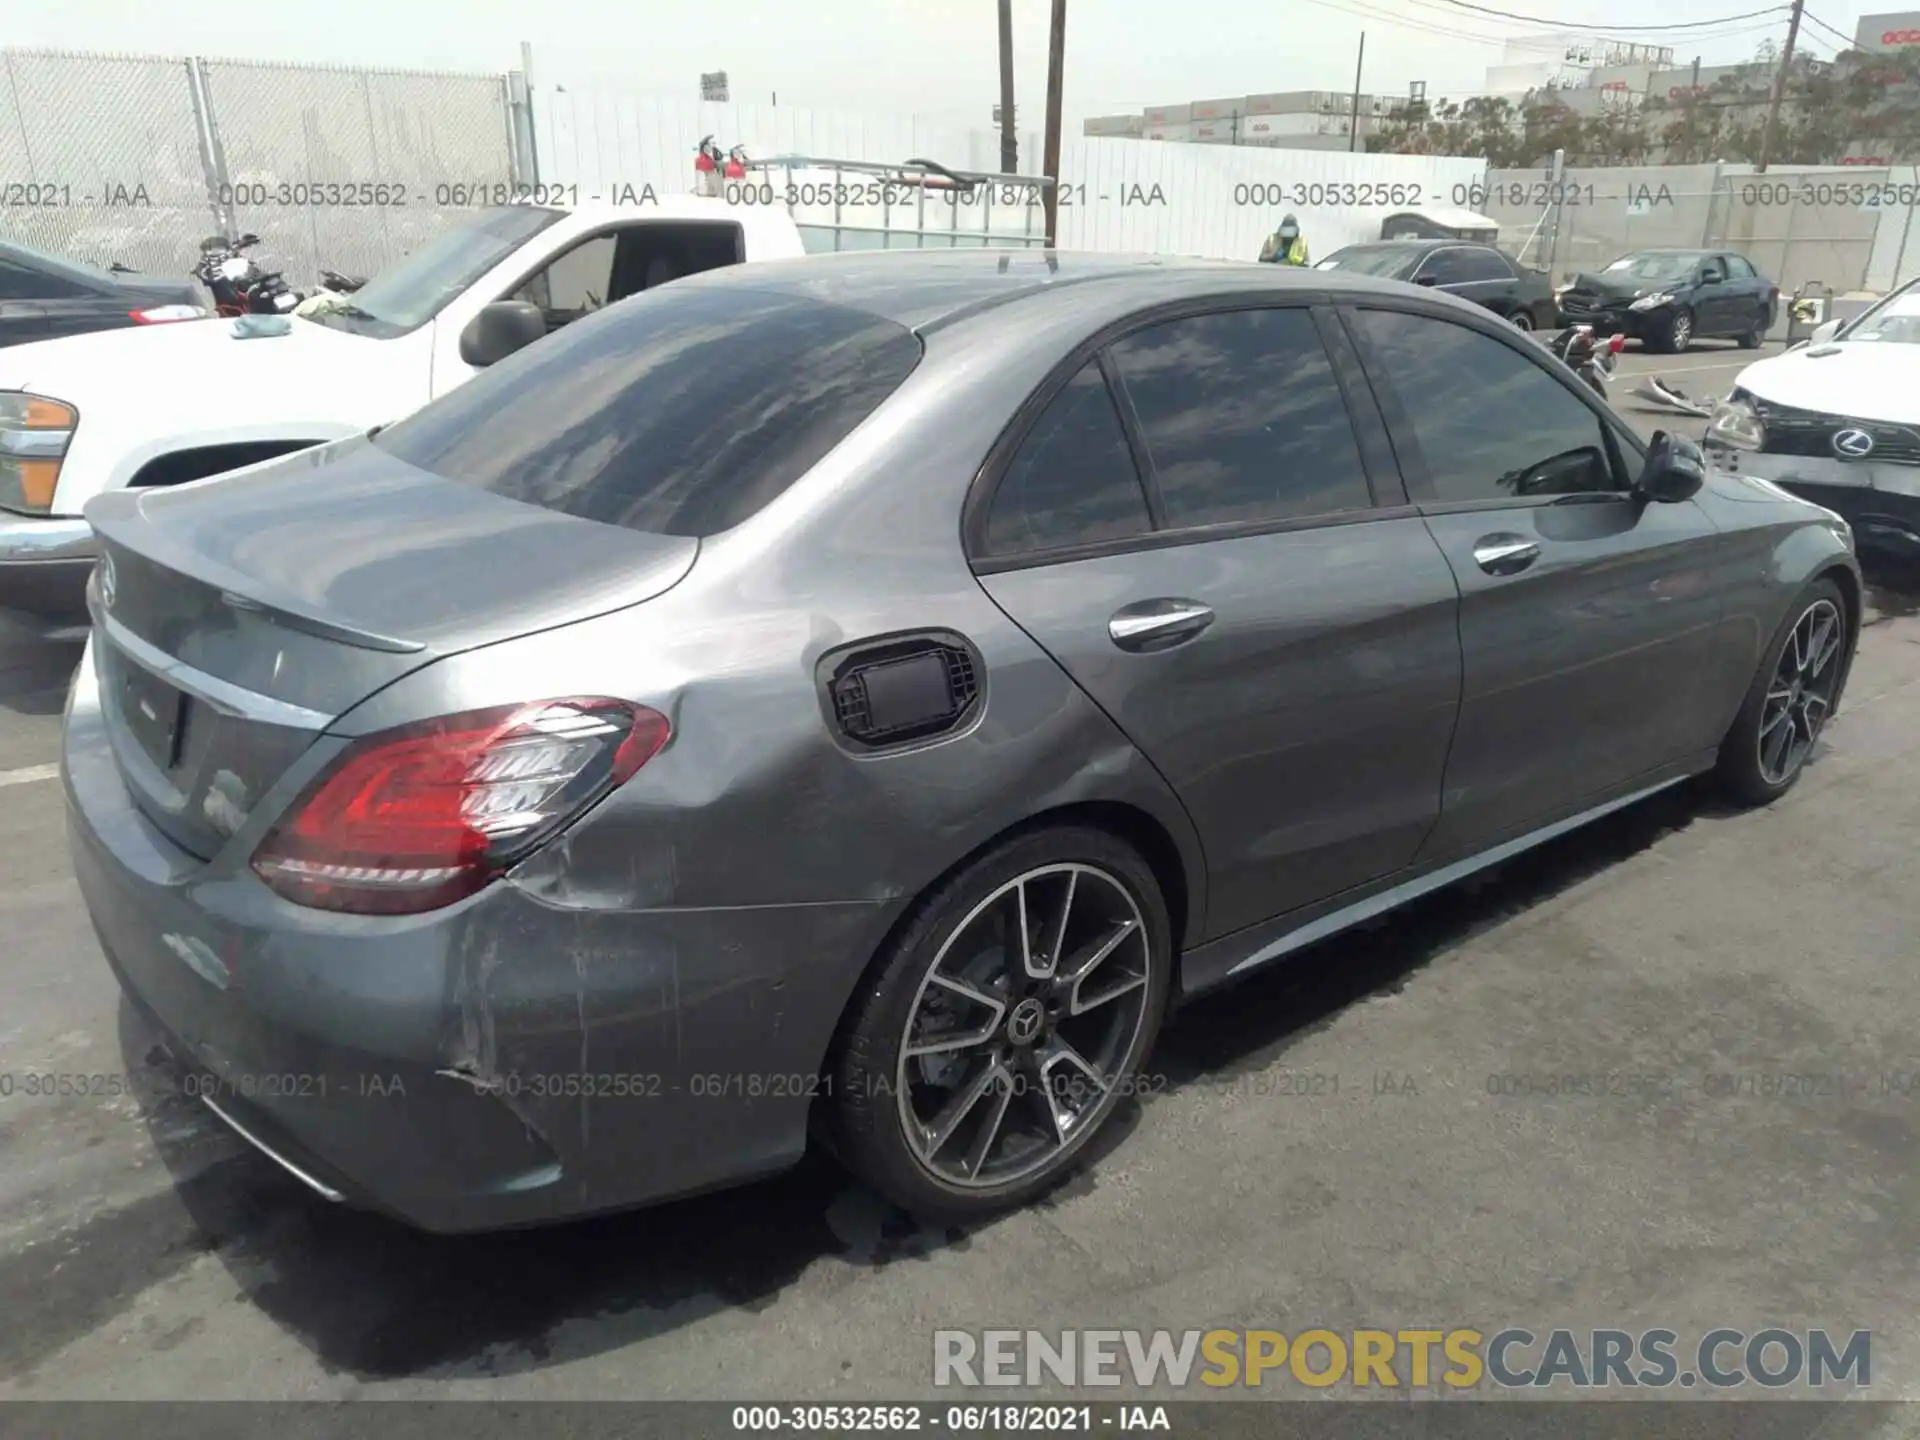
[4,348,1920,1415]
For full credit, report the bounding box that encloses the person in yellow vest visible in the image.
[1258,213,1310,266]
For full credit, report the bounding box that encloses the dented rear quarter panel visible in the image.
[308,307,1213,1211]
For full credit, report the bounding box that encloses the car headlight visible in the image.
[1629,291,1676,312]
[0,393,77,514]
[1704,396,1765,451]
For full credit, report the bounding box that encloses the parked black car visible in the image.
[1314,240,1560,331]
[1557,248,1778,353]
[0,239,208,347]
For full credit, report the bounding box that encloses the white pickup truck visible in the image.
[0,195,824,636]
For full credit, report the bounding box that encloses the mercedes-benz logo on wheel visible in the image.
[97,552,117,610]
[1833,428,1875,459]
[1006,998,1046,1046]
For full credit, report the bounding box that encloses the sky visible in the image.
[4,0,1882,130]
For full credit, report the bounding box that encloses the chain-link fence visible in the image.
[202,59,517,283]
[0,47,523,294]
[0,50,216,279]
[1479,163,1918,325]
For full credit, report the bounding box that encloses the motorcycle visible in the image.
[1546,323,1623,400]
[193,233,302,317]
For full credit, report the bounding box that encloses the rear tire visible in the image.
[1715,578,1850,807]
[1738,313,1765,348]
[1509,309,1535,332]
[827,825,1173,1223]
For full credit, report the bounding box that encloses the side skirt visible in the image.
[1176,751,1716,999]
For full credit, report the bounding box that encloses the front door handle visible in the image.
[1472,534,1541,576]
[1108,598,1215,653]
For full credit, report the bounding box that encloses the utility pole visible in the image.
[1756,0,1803,174]
[998,0,1018,173]
[1042,0,1066,244]
[1348,32,1366,153]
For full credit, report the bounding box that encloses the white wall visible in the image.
[531,86,1045,191]
[532,88,1489,263]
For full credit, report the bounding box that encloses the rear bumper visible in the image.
[0,513,94,636]
[1708,447,1920,557]
[63,652,896,1232]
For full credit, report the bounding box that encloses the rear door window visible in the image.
[983,362,1152,557]
[1449,248,1514,282]
[375,286,921,537]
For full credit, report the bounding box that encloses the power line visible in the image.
[1394,0,1777,39]
[1435,0,1790,30]
[1799,8,1856,47]
[1302,0,1794,52]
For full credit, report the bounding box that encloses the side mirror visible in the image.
[1413,274,1439,287]
[1637,431,1706,504]
[1699,268,1723,285]
[459,301,547,367]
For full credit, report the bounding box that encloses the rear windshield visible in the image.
[373,285,923,537]
[1314,246,1418,278]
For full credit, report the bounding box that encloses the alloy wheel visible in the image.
[1758,598,1844,786]
[895,863,1154,1190]
[1670,312,1693,350]
[1510,311,1534,332]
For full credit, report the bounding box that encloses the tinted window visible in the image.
[0,258,36,300]
[1723,254,1755,279]
[1444,248,1513,282]
[0,256,84,300]
[1108,308,1371,528]
[374,285,922,537]
[1352,309,1616,503]
[985,363,1151,556]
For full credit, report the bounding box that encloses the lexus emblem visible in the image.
[97,552,117,610]
[1832,428,1875,459]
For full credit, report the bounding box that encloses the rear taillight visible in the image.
[251,697,670,915]
[129,304,211,324]
[1607,334,1626,354]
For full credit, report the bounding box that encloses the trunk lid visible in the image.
[83,437,699,860]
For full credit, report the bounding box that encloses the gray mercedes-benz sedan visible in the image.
[63,250,1861,1232]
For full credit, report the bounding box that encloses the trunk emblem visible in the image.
[98,552,117,609]
[1833,428,1875,459]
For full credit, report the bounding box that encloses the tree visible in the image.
[1371,45,1920,166]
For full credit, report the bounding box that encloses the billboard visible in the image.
[1855,12,1920,50]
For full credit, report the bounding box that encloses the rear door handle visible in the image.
[1472,534,1541,576]
[1108,598,1215,652]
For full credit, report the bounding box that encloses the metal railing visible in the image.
[734,156,1056,251]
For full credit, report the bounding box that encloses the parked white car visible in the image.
[0,196,808,636]
[1703,277,1920,560]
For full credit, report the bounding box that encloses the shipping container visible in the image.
[1144,102,1193,124]
[1083,114,1146,136]
[1240,112,1327,138]
[1243,91,1328,115]
[1143,120,1193,141]
[1190,96,1244,121]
